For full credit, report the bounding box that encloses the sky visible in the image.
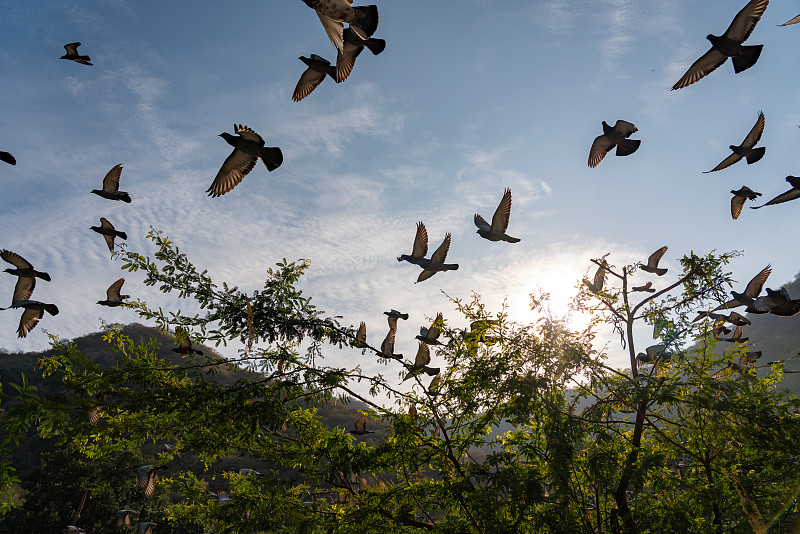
[1,0,800,389]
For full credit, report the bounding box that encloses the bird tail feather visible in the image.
[366,38,386,55]
[746,147,765,165]
[260,147,284,172]
[615,138,641,157]
[732,45,763,73]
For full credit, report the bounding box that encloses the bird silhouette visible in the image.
[137,522,157,534]
[730,186,761,219]
[172,328,203,357]
[207,125,283,197]
[474,188,520,243]
[116,510,138,528]
[704,111,765,173]
[398,222,428,265]
[384,309,409,321]
[91,164,131,202]
[97,278,129,307]
[747,287,800,316]
[751,176,800,209]
[402,342,440,381]
[635,345,672,367]
[416,312,444,345]
[0,151,15,165]
[90,217,127,253]
[716,264,771,309]
[427,374,441,397]
[780,13,800,26]
[380,320,401,359]
[722,324,748,343]
[60,42,92,65]
[588,120,640,168]
[713,321,732,340]
[1,250,51,303]
[335,26,386,82]
[349,414,375,435]
[0,300,59,338]
[300,0,379,51]
[355,321,367,348]
[415,234,459,283]
[293,55,337,102]
[583,255,609,294]
[671,0,768,90]
[136,465,167,499]
[640,246,668,276]
[632,281,655,293]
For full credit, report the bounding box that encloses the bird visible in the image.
[722,325,748,343]
[640,246,668,276]
[60,42,92,65]
[62,527,86,534]
[1,250,51,303]
[588,120,640,168]
[90,217,127,253]
[416,312,444,345]
[335,26,386,82]
[751,176,800,209]
[91,164,131,202]
[747,287,800,316]
[355,321,367,348]
[300,0,379,52]
[402,342,440,381]
[0,300,59,338]
[712,321,732,340]
[464,319,500,346]
[136,465,167,499]
[474,188,520,243]
[692,310,750,325]
[730,186,761,219]
[704,112,765,173]
[116,510,138,528]
[384,309,409,321]
[716,264,771,310]
[380,320,401,359]
[632,281,655,293]
[671,0,769,90]
[138,522,157,534]
[427,374,441,397]
[292,55,336,102]
[237,468,264,476]
[349,414,375,435]
[583,255,609,294]
[635,345,673,367]
[397,222,428,265]
[0,151,15,165]
[207,125,283,197]
[172,328,203,357]
[97,278,130,307]
[415,234,459,283]
[780,13,800,26]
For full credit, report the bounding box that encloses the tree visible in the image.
[1,232,799,533]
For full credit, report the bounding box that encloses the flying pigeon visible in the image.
[355,321,367,348]
[427,374,441,397]
[207,124,283,197]
[292,55,336,102]
[712,321,732,340]
[398,222,428,265]
[60,42,92,65]
[730,186,761,219]
[588,120,640,168]
[300,0,379,51]
[671,0,769,90]
[0,300,59,338]
[335,26,386,82]
[172,328,204,357]
[384,309,409,321]
[402,342,440,381]
[635,344,672,367]
[722,324,748,342]
[416,312,443,345]
[138,523,157,534]
[380,320,401,359]
[116,510,138,528]
[474,188,520,243]
[751,176,800,209]
[632,281,656,293]
[136,465,167,499]
[704,112,765,173]
[97,278,130,307]
[715,264,771,310]
[640,246,668,276]
[349,414,375,435]
[780,13,800,26]
[583,255,609,294]
[1,250,51,303]
[415,234,459,283]
[0,151,14,165]
[91,164,131,202]
[747,287,800,316]
[90,217,127,253]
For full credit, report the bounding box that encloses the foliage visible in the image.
[1,233,800,533]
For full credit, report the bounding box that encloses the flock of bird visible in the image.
[3,0,800,530]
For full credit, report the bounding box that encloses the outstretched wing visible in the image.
[430,234,451,264]
[671,48,727,90]
[102,164,123,192]
[723,0,769,43]
[740,111,765,148]
[490,188,513,233]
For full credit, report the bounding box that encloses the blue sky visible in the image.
[1,1,800,384]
